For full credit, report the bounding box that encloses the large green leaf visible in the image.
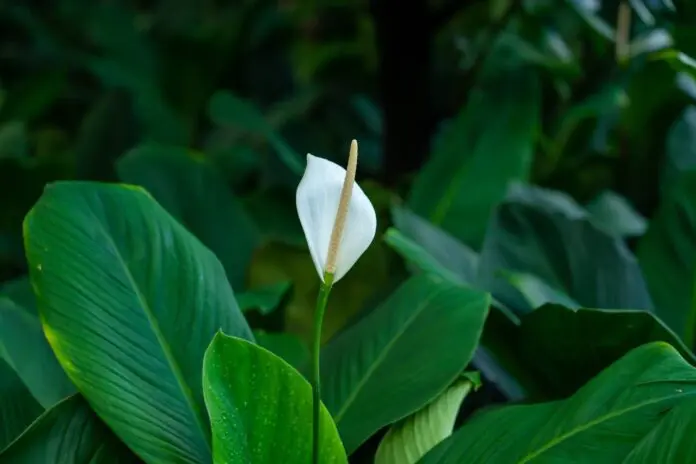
[0,277,37,316]
[382,227,526,401]
[585,190,647,238]
[638,169,696,346]
[0,359,42,452]
[374,373,480,464]
[663,106,696,192]
[24,181,253,464]
[623,397,696,463]
[512,304,696,399]
[421,342,696,463]
[408,63,540,248]
[208,91,304,175]
[0,395,139,463]
[383,228,463,286]
[117,144,259,290]
[320,274,490,453]
[390,207,478,283]
[479,184,653,314]
[499,271,580,311]
[202,333,347,463]
[0,296,75,408]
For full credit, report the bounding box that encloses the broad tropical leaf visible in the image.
[202,333,347,463]
[479,184,653,314]
[24,181,253,463]
[498,271,580,311]
[374,373,480,464]
[383,227,525,401]
[623,397,696,462]
[421,342,696,463]
[0,297,75,408]
[383,228,463,285]
[320,274,490,453]
[663,106,696,191]
[117,144,259,290]
[408,60,540,248]
[391,207,478,283]
[638,169,696,345]
[585,190,647,238]
[0,360,42,452]
[208,91,304,175]
[512,304,696,399]
[0,395,139,463]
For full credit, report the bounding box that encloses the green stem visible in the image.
[312,272,334,464]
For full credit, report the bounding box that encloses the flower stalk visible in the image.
[308,140,362,464]
[311,271,334,464]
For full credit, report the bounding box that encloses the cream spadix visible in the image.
[296,140,377,283]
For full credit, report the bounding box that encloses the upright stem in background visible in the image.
[616,2,631,65]
[311,272,334,464]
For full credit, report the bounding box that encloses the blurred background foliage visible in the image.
[2,0,696,389]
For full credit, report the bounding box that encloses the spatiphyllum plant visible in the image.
[296,139,377,464]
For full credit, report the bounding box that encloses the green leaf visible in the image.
[0,277,37,316]
[585,190,647,238]
[650,49,696,77]
[0,359,42,452]
[551,84,626,164]
[202,333,347,463]
[0,297,75,408]
[566,0,615,41]
[208,91,303,175]
[117,144,260,290]
[638,170,696,346]
[513,304,696,399]
[374,374,480,464]
[383,227,526,400]
[421,342,696,463]
[408,64,540,248]
[0,395,139,463]
[320,274,490,453]
[479,184,653,314]
[391,207,478,283]
[383,229,463,286]
[664,106,696,192]
[24,181,253,464]
[498,271,580,311]
[629,29,672,58]
[623,397,696,462]
[254,331,309,370]
[238,281,292,315]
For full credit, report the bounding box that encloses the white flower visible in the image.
[296,142,377,283]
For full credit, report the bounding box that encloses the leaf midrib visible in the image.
[333,285,448,423]
[90,203,211,452]
[518,390,696,463]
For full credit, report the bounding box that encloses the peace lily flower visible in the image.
[296,139,377,283]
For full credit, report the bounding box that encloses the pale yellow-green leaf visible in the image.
[374,375,478,464]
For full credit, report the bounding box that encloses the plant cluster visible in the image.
[3,1,696,463]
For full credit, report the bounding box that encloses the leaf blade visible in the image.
[0,395,139,463]
[421,342,696,463]
[203,333,347,464]
[320,274,490,453]
[24,181,253,463]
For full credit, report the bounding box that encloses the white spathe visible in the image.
[296,153,377,283]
